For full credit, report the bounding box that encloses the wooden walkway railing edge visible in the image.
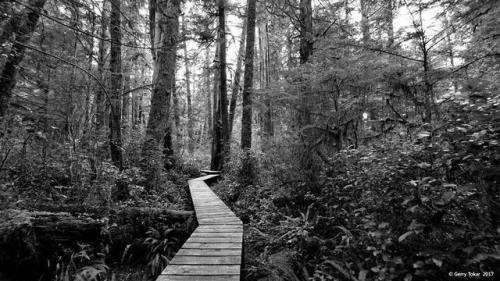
[157,171,243,281]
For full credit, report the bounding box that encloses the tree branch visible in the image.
[12,40,112,104]
[338,42,425,63]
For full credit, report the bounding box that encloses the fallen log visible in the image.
[0,208,194,281]
[0,210,105,281]
[23,203,194,220]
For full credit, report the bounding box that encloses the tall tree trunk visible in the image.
[386,0,394,47]
[0,0,47,117]
[241,0,257,152]
[299,0,313,64]
[95,0,108,132]
[83,10,96,140]
[422,44,435,123]
[122,65,131,140]
[211,34,221,170]
[109,0,123,170]
[260,22,273,145]
[210,0,230,171]
[297,0,312,127]
[286,34,294,68]
[143,0,180,179]
[240,0,257,187]
[149,0,156,60]
[182,16,194,153]
[298,0,318,189]
[205,48,213,140]
[172,73,181,149]
[136,91,144,127]
[360,0,370,44]
[228,17,247,140]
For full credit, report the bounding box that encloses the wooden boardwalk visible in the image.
[157,173,243,281]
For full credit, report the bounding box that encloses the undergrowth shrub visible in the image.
[54,244,109,281]
[226,101,500,281]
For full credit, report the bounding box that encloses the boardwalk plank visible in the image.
[196,225,242,229]
[175,248,241,256]
[183,242,241,249]
[170,255,241,265]
[196,214,236,219]
[197,219,240,222]
[190,233,241,238]
[197,224,241,233]
[187,237,241,243]
[158,173,242,281]
[163,265,240,275]
[158,275,239,281]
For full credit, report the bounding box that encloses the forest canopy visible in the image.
[0,0,499,280]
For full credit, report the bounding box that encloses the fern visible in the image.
[141,227,181,279]
[74,263,109,281]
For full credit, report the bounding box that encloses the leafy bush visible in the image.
[223,100,500,281]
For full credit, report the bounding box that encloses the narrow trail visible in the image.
[158,173,243,281]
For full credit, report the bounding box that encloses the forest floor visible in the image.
[0,162,202,281]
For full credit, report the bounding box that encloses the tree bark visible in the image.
[205,48,213,140]
[95,0,108,132]
[298,0,318,188]
[82,10,96,140]
[297,0,313,127]
[121,45,132,140]
[109,0,123,170]
[260,22,273,144]
[143,0,180,178]
[182,16,194,153]
[386,0,394,47]
[211,0,230,171]
[299,0,313,64]
[241,0,257,151]
[360,0,370,44]
[0,0,47,117]
[228,17,247,140]
[240,0,257,187]
[286,34,294,68]
[122,70,131,139]
[172,74,181,149]
[211,35,221,170]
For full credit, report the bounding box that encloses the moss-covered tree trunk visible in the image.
[205,48,213,141]
[299,0,313,64]
[240,0,257,186]
[211,0,230,171]
[0,0,47,117]
[143,0,180,187]
[95,0,108,133]
[109,0,123,170]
